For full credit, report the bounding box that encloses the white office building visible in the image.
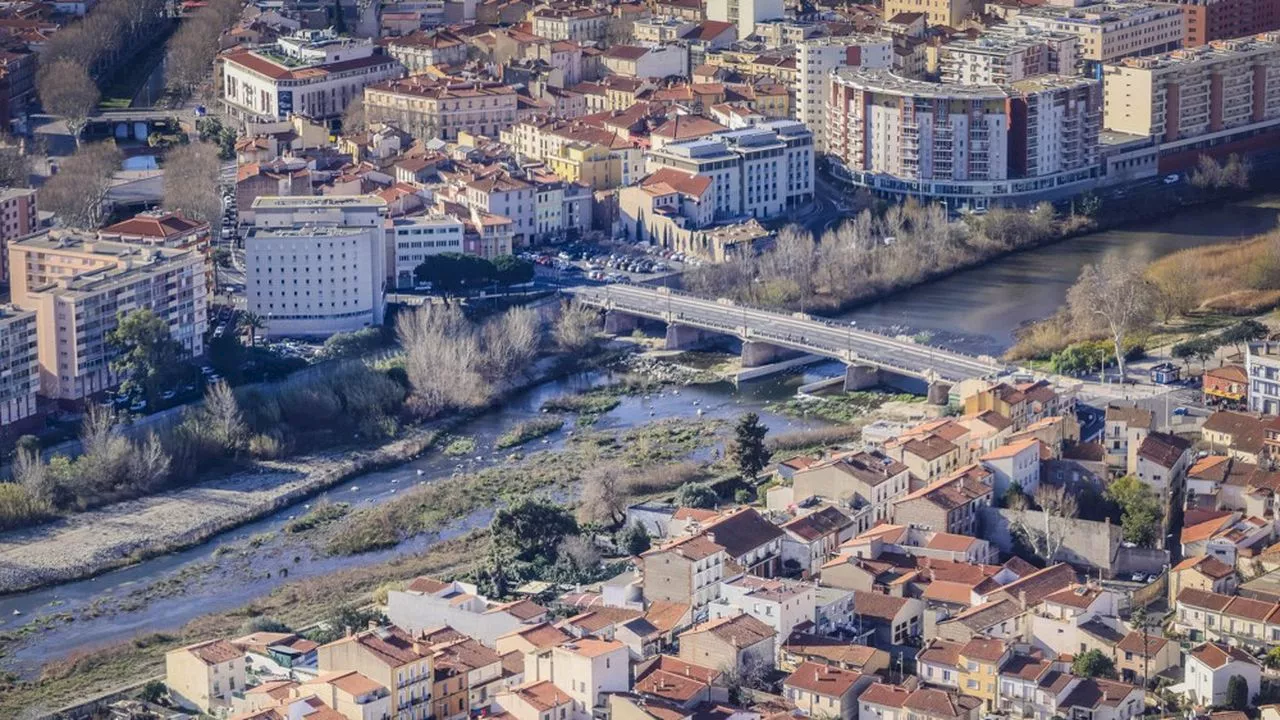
[645,120,814,221]
[247,196,389,337]
[389,214,466,290]
[796,35,895,152]
[1247,341,1280,415]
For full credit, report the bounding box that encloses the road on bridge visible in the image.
[566,284,1008,384]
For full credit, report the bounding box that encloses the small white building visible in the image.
[979,438,1041,497]
[1180,642,1261,707]
[709,576,816,637]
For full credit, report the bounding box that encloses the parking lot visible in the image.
[523,242,697,285]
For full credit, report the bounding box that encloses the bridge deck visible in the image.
[566,285,1007,384]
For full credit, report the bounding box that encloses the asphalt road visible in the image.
[566,283,1007,383]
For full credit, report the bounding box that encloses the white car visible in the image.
[1163,174,1180,185]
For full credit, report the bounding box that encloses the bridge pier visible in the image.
[604,311,640,335]
[742,341,803,368]
[927,381,953,406]
[844,364,882,391]
[665,323,716,351]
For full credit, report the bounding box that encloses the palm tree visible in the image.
[240,312,266,347]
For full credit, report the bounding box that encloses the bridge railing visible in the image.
[570,285,1007,374]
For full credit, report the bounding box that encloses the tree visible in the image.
[675,481,718,509]
[1131,606,1153,686]
[1071,649,1117,679]
[493,255,535,286]
[162,141,222,224]
[1009,483,1079,563]
[618,522,651,556]
[490,498,579,564]
[1106,475,1161,546]
[578,463,625,525]
[107,308,187,403]
[1221,319,1268,355]
[0,137,31,187]
[414,253,495,295]
[1225,674,1249,711]
[342,94,367,135]
[203,381,246,453]
[1265,645,1280,669]
[37,59,99,145]
[552,535,602,583]
[139,679,167,704]
[1067,258,1157,380]
[240,312,267,347]
[554,301,601,353]
[729,412,771,481]
[40,141,121,228]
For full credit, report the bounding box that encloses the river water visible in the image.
[841,194,1280,354]
[3,193,1279,675]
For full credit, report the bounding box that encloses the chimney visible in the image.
[1018,590,1027,611]
[344,625,354,638]
[368,619,380,631]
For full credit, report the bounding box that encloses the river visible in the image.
[841,193,1280,354]
[3,193,1279,676]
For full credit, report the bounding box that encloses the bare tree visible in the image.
[556,535,602,574]
[13,444,52,505]
[1067,257,1157,380]
[554,301,601,353]
[162,141,222,223]
[342,94,368,135]
[40,141,121,228]
[37,60,99,145]
[578,462,625,525]
[204,381,246,452]
[1009,483,1079,564]
[0,137,31,187]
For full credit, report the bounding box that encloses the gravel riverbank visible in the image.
[0,427,440,595]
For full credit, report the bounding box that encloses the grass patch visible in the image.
[283,502,350,534]
[667,351,734,371]
[442,437,477,457]
[542,391,622,416]
[767,425,862,453]
[495,418,564,449]
[768,391,920,424]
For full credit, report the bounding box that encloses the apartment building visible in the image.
[388,214,467,289]
[792,451,912,533]
[1174,587,1280,650]
[884,0,982,28]
[364,77,518,142]
[0,186,37,283]
[796,35,895,152]
[220,30,404,123]
[246,196,388,337]
[645,120,814,221]
[385,29,469,73]
[999,1,1184,64]
[709,576,817,636]
[827,68,1101,209]
[1248,340,1280,414]
[937,26,1079,85]
[891,465,994,536]
[531,7,610,42]
[1172,0,1280,46]
[707,0,783,39]
[501,117,641,190]
[640,534,726,608]
[165,639,247,715]
[1103,34,1280,149]
[0,305,38,425]
[318,625,434,720]
[9,232,207,401]
[784,661,875,720]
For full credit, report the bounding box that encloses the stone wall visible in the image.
[980,507,1123,577]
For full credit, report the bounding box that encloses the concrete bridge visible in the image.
[565,284,1010,402]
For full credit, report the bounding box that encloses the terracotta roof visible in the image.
[1061,678,1141,710]
[645,600,691,633]
[1224,594,1277,622]
[651,115,726,140]
[184,639,244,665]
[1043,585,1104,610]
[498,622,570,649]
[487,598,547,621]
[785,661,863,697]
[782,506,854,541]
[917,638,964,668]
[637,656,720,702]
[681,20,735,40]
[926,532,980,553]
[1116,631,1167,658]
[861,683,911,708]
[809,451,909,487]
[681,613,775,648]
[673,507,720,522]
[852,590,911,622]
[104,211,204,239]
[784,632,884,669]
[1171,555,1236,579]
[1105,405,1153,428]
[308,670,386,697]
[904,688,983,718]
[1189,454,1232,482]
[1000,653,1051,682]
[1181,514,1238,544]
[564,606,644,633]
[641,167,712,198]
[1136,432,1191,468]
[959,637,1006,663]
[905,434,959,462]
[702,507,784,559]
[605,44,651,60]
[1062,442,1105,462]
[993,563,1074,606]
[1201,411,1267,454]
[922,580,976,606]
[642,532,724,561]
[896,466,993,512]
[560,638,625,658]
[1189,641,1260,669]
[980,438,1039,462]
[512,680,572,711]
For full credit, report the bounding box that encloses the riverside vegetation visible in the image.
[0,302,603,540]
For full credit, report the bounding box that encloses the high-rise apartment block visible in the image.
[796,36,895,152]
[1103,33,1280,142]
[1172,0,1280,47]
[827,68,1101,208]
[0,187,36,284]
[0,305,39,424]
[9,232,207,401]
[246,196,388,338]
[707,0,784,39]
[937,26,1080,84]
[997,1,1184,63]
